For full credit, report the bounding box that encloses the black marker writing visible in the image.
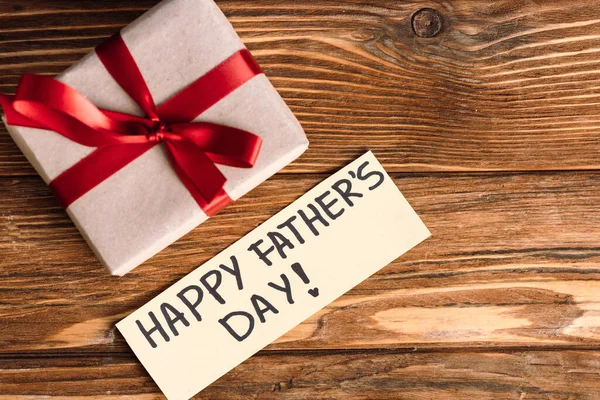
[135,159,388,348]
[291,262,319,298]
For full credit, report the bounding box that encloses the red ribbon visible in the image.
[0,33,263,216]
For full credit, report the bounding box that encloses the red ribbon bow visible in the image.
[0,34,263,216]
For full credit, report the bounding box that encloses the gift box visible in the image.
[1,0,308,276]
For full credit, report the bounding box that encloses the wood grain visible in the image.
[2,350,600,399]
[3,0,600,174]
[3,171,600,353]
[3,0,600,398]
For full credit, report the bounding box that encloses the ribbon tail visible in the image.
[163,140,231,216]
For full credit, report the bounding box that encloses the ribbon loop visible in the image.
[0,33,263,214]
[172,122,261,167]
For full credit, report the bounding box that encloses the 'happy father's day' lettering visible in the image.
[135,161,385,348]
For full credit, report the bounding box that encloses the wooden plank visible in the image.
[3,0,600,174]
[2,350,600,399]
[3,171,600,352]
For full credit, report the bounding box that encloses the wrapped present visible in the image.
[0,0,308,276]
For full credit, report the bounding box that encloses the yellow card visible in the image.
[117,151,431,400]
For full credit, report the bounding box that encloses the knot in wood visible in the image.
[411,8,443,38]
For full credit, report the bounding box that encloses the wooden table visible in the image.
[2,0,600,398]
